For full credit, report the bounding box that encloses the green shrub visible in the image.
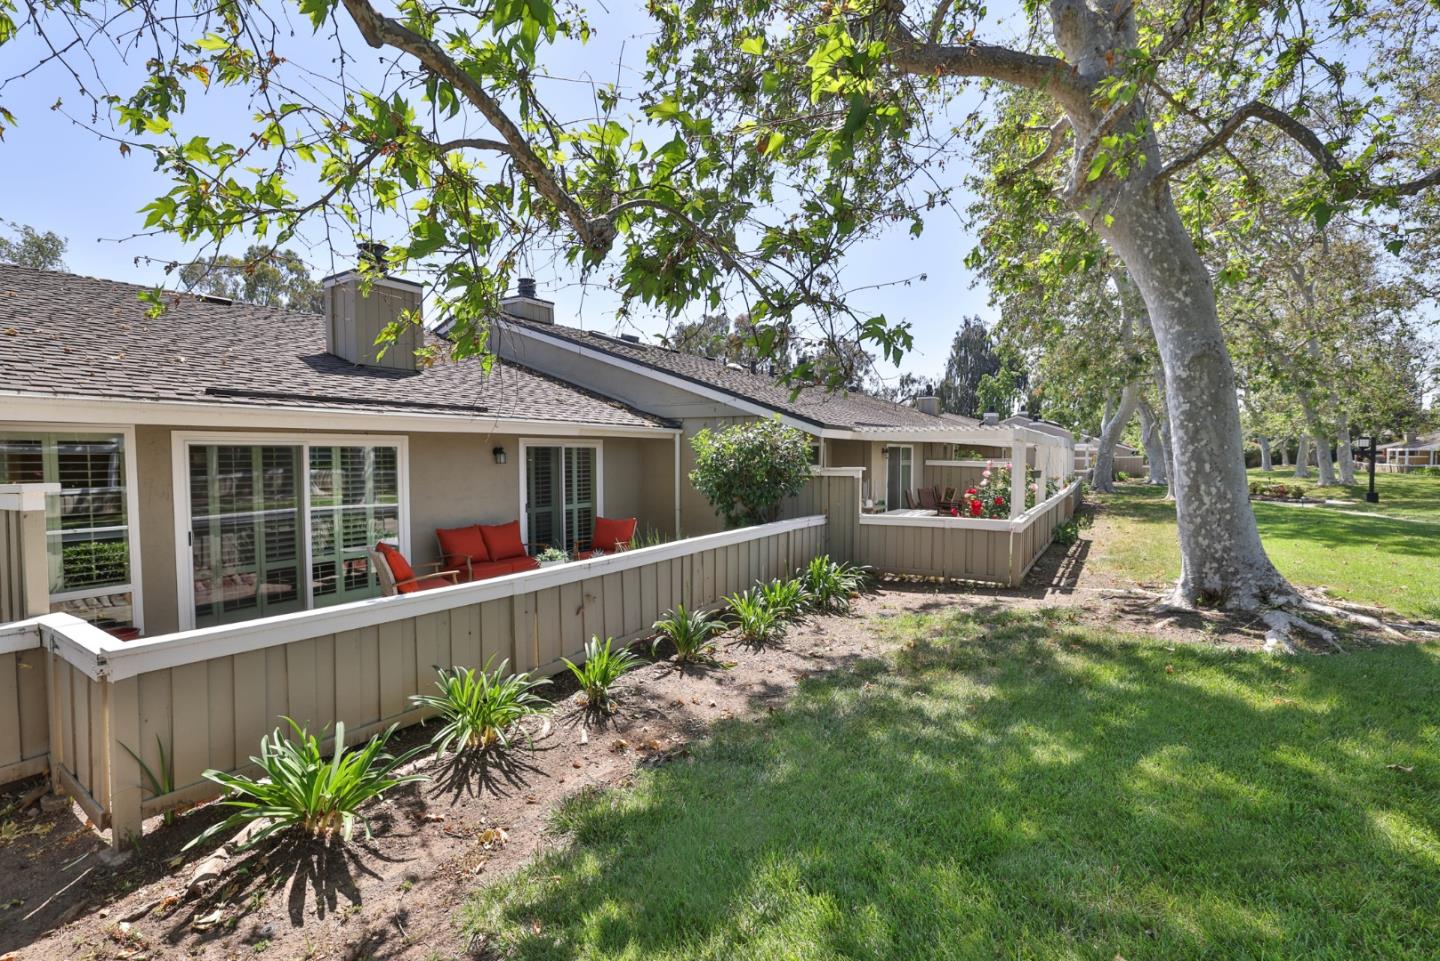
[759,577,809,620]
[410,660,551,756]
[1115,471,1131,483]
[725,587,784,646]
[653,602,724,663]
[562,636,642,712]
[187,719,426,851]
[689,419,813,528]
[798,556,868,614]
[1289,484,1307,500]
[1053,518,1081,546]
[1248,481,1263,496]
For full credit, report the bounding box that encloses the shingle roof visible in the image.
[0,265,667,429]
[500,316,979,431]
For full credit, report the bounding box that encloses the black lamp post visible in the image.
[1355,434,1380,503]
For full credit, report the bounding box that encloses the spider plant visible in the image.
[562,635,643,712]
[410,659,551,756]
[652,602,724,663]
[759,577,809,621]
[726,587,784,646]
[799,556,870,613]
[185,719,426,851]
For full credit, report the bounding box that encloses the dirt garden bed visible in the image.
[0,593,936,961]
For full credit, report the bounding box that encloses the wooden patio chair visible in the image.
[370,543,460,596]
[902,489,916,509]
[917,487,939,510]
[576,516,638,560]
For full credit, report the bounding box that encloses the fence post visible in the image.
[105,675,144,853]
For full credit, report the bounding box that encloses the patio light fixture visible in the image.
[493,446,507,465]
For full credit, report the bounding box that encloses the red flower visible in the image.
[968,499,983,517]
[964,487,978,496]
[950,506,959,517]
[994,496,1005,507]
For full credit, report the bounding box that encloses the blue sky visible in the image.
[0,3,1031,387]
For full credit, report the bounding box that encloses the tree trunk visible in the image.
[1294,435,1311,477]
[1279,442,1289,467]
[1094,182,1290,608]
[1138,396,1168,484]
[1335,412,1355,485]
[1258,435,1272,472]
[1091,382,1139,493]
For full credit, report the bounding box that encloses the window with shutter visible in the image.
[0,430,137,629]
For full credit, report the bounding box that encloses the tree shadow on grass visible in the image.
[461,607,1440,960]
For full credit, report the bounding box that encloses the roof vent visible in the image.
[982,411,999,426]
[914,395,941,416]
[501,278,554,324]
[195,293,234,306]
[619,333,641,344]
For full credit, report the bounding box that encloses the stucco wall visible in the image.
[133,426,674,635]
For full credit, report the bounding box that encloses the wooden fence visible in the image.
[1,485,54,786]
[853,482,1081,586]
[32,514,828,848]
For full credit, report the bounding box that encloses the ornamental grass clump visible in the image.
[799,555,868,613]
[562,635,643,712]
[759,577,809,621]
[411,659,551,756]
[186,719,426,851]
[653,602,724,663]
[725,587,784,646]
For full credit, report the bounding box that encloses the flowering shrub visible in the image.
[946,461,1059,519]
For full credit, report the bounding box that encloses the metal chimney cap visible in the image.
[982,411,999,425]
[517,277,538,299]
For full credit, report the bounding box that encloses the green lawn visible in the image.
[1089,485,1440,620]
[1246,467,1440,523]
[462,608,1440,959]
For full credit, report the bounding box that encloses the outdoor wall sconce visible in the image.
[493,446,507,465]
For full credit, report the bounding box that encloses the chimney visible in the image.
[501,277,554,324]
[982,411,999,426]
[323,251,423,371]
[914,395,941,417]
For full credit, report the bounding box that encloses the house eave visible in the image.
[0,390,679,438]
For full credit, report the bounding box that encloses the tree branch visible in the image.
[1155,100,1440,199]
[434,137,515,156]
[882,4,1090,116]
[338,0,616,252]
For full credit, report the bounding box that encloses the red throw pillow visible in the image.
[479,521,526,561]
[592,516,637,552]
[375,542,414,583]
[436,524,490,569]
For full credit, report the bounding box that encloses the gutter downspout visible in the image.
[674,432,683,539]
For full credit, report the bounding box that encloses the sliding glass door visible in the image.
[188,445,305,627]
[886,445,913,509]
[308,445,400,608]
[524,444,598,553]
[183,436,405,628]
